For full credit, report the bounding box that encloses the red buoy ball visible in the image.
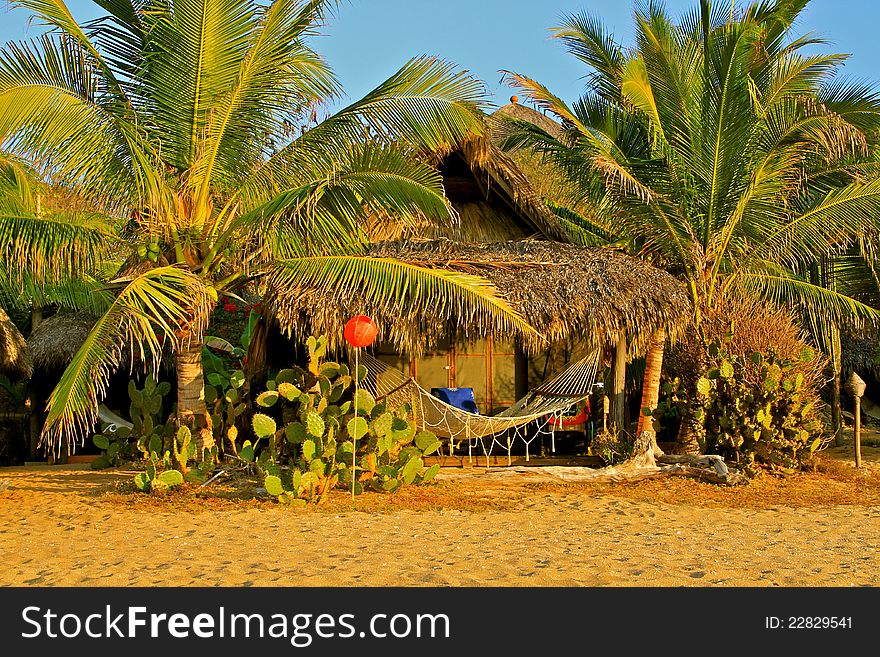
[343,315,378,348]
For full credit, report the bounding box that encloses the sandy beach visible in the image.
[2,448,879,588]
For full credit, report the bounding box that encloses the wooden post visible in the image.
[612,336,626,436]
[845,372,866,468]
[854,396,862,468]
[602,394,609,433]
[513,339,529,402]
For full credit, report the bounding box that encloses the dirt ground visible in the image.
[1,445,879,587]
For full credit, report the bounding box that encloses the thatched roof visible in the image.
[27,312,97,372]
[365,132,574,245]
[842,329,880,380]
[488,102,582,210]
[0,307,31,379]
[272,239,691,357]
[492,100,565,140]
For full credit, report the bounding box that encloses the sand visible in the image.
[2,453,880,587]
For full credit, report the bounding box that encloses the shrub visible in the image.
[249,335,442,504]
[91,377,170,469]
[655,335,828,475]
[590,429,633,466]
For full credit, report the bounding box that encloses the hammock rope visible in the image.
[357,350,601,465]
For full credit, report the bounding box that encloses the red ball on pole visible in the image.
[343,315,378,348]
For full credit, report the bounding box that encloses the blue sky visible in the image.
[2,0,878,110]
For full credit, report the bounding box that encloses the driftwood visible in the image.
[436,432,748,486]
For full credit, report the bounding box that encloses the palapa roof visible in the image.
[492,100,566,141]
[27,312,97,372]
[365,133,573,245]
[272,239,691,357]
[842,329,880,380]
[0,307,31,379]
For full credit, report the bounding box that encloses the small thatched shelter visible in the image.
[270,102,691,421]
[274,240,689,416]
[0,307,31,379]
[275,239,690,357]
[27,312,97,373]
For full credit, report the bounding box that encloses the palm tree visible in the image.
[499,0,880,438]
[0,0,533,455]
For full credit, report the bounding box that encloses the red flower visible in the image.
[223,302,237,313]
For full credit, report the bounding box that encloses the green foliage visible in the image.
[131,438,184,494]
[255,335,441,503]
[90,377,170,469]
[655,337,827,475]
[89,378,214,489]
[129,378,171,459]
[205,363,248,459]
[90,424,133,469]
[503,2,880,330]
[589,429,633,466]
[131,420,215,492]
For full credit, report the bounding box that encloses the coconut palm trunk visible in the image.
[176,333,214,454]
[636,328,665,437]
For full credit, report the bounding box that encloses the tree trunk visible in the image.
[636,328,666,437]
[245,314,271,385]
[673,420,702,455]
[612,336,627,436]
[829,322,843,446]
[28,306,42,460]
[176,335,214,455]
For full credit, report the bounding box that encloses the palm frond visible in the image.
[267,255,538,341]
[41,266,211,453]
[736,267,880,330]
[0,205,119,286]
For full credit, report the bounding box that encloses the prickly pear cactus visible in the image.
[206,368,248,457]
[654,335,827,475]
[254,335,443,503]
[90,377,171,469]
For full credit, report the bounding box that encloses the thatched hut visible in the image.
[364,132,571,245]
[273,239,690,415]
[0,307,31,380]
[27,312,97,374]
[271,102,691,422]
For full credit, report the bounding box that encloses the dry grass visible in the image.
[98,474,527,514]
[91,446,880,514]
[551,464,880,509]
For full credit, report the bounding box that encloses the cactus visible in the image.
[91,377,170,469]
[171,426,195,476]
[241,334,444,504]
[653,335,826,475]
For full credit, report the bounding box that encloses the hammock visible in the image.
[358,350,601,463]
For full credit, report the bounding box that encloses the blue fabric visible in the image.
[431,387,479,415]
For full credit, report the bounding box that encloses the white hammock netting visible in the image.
[356,349,602,463]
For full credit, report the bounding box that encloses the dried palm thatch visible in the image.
[272,239,691,357]
[365,133,573,245]
[489,102,583,210]
[27,312,98,372]
[841,328,880,379]
[492,100,565,140]
[0,307,31,378]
